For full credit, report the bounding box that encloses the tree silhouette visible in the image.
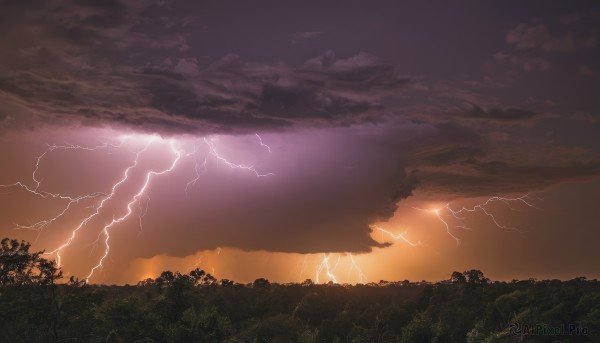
[450,271,467,284]
[0,238,39,286]
[1,238,599,342]
[252,278,270,288]
[0,238,62,287]
[463,269,489,284]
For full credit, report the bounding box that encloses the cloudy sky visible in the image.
[1,0,599,284]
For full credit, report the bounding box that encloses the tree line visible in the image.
[1,237,598,342]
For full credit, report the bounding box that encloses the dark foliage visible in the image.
[0,238,598,342]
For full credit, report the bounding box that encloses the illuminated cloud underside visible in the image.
[0,127,575,284]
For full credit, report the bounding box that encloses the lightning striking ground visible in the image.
[316,254,339,284]
[85,140,183,282]
[307,195,531,285]
[45,138,157,270]
[309,226,420,284]
[349,255,367,284]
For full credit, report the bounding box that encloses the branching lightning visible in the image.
[311,254,365,284]
[85,140,183,282]
[444,194,536,233]
[46,139,156,270]
[1,133,274,283]
[316,254,339,284]
[412,194,537,245]
[374,225,422,247]
[204,137,274,177]
[310,226,421,285]
[412,207,462,245]
[0,143,124,232]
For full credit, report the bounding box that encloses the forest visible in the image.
[1,237,598,342]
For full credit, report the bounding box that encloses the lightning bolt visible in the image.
[309,224,423,285]
[313,254,367,284]
[374,225,422,247]
[204,137,274,177]
[0,141,125,240]
[349,255,367,284]
[85,140,183,282]
[412,194,537,245]
[255,133,272,153]
[185,155,208,196]
[297,255,310,279]
[445,194,536,233]
[412,207,462,245]
[46,137,158,271]
[316,254,339,284]
[45,138,155,267]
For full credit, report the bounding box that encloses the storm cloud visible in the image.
[1,0,599,282]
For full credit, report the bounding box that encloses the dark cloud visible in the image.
[492,51,551,72]
[560,11,600,26]
[417,159,600,197]
[0,1,410,135]
[506,22,597,52]
[290,31,323,45]
[466,105,540,122]
[300,51,410,88]
[0,50,403,135]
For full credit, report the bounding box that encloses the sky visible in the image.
[0,0,599,284]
